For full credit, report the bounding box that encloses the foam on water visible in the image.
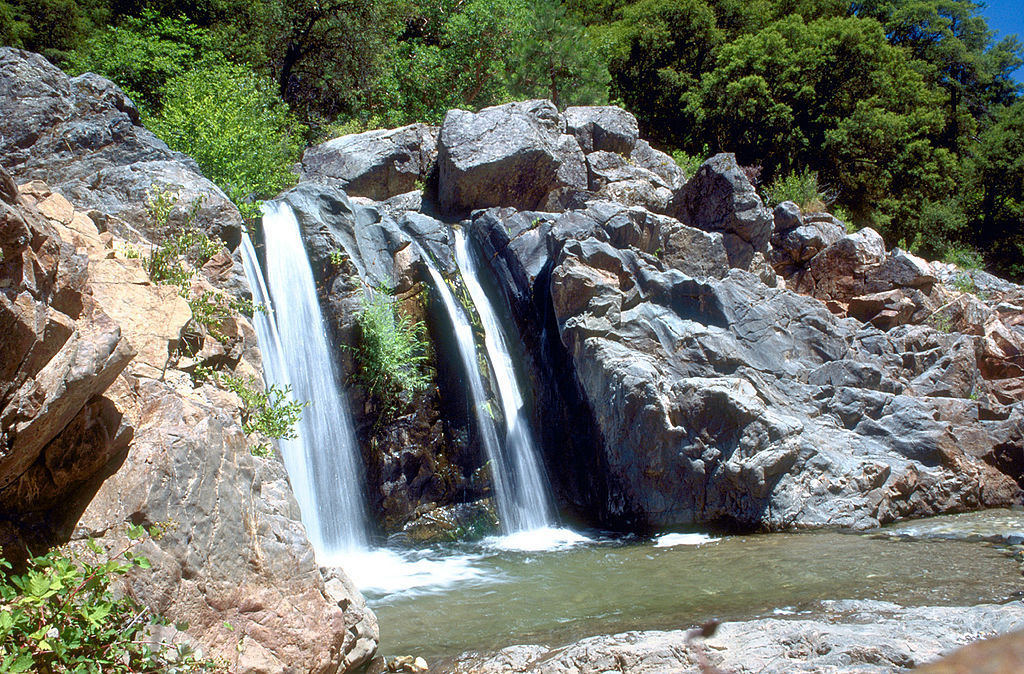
[326,548,492,599]
[653,533,719,548]
[485,527,592,552]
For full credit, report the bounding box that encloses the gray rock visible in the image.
[546,234,1017,529]
[0,47,243,248]
[450,600,1024,673]
[301,124,438,201]
[630,140,686,190]
[585,151,673,211]
[772,201,803,233]
[562,105,639,155]
[669,153,774,269]
[437,100,587,214]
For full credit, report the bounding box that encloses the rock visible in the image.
[437,100,587,214]
[585,151,673,212]
[773,201,803,233]
[450,600,1024,673]
[0,47,243,248]
[848,289,931,330]
[630,140,686,190]
[0,166,134,529]
[1,172,376,673]
[918,629,1024,673]
[799,227,888,301]
[541,228,1017,529]
[669,153,774,269]
[397,499,498,543]
[301,124,438,201]
[563,105,639,155]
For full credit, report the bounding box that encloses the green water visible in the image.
[368,512,1024,663]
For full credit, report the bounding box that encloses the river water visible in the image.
[365,510,1024,664]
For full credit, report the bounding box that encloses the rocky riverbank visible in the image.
[449,600,1024,673]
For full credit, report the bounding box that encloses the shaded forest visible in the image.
[3,0,1022,278]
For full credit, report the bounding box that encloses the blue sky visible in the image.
[982,0,1024,83]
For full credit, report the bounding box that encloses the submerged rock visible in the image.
[450,600,1024,673]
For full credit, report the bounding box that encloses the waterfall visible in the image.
[240,201,368,556]
[421,231,554,534]
[451,229,554,531]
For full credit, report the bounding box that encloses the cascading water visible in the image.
[451,229,553,531]
[240,201,368,557]
[421,260,517,529]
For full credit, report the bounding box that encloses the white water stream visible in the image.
[241,201,368,557]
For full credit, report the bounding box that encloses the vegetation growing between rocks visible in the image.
[353,287,431,419]
[0,525,221,673]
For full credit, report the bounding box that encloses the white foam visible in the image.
[485,527,592,552]
[323,548,489,598]
[653,533,718,548]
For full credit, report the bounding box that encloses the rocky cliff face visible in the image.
[302,98,1022,534]
[0,49,376,673]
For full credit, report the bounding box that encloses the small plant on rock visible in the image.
[0,524,221,672]
[764,168,836,213]
[353,286,431,417]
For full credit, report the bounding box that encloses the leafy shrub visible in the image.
[943,245,985,271]
[211,372,307,447]
[353,287,431,414]
[143,187,221,293]
[672,144,708,178]
[146,62,303,217]
[764,168,835,212]
[66,10,217,112]
[0,525,219,673]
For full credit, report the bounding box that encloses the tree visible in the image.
[66,9,217,111]
[146,62,303,211]
[506,0,609,108]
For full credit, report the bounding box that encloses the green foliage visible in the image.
[143,186,221,293]
[66,10,217,111]
[951,271,980,295]
[371,0,529,125]
[146,62,303,214]
[672,144,708,178]
[0,529,219,673]
[0,0,109,61]
[764,168,833,212]
[505,0,609,107]
[353,287,431,416]
[943,245,985,270]
[188,291,263,342]
[213,372,307,444]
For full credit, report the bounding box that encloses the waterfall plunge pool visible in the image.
[348,509,1024,666]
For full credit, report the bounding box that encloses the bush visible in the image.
[66,10,216,112]
[353,288,431,415]
[146,62,303,217]
[672,144,708,178]
[764,168,835,212]
[0,525,219,672]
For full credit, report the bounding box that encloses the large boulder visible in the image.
[562,105,639,155]
[548,235,1018,529]
[0,167,134,537]
[668,153,774,269]
[0,48,242,248]
[437,100,587,215]
[301,124,438,201]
